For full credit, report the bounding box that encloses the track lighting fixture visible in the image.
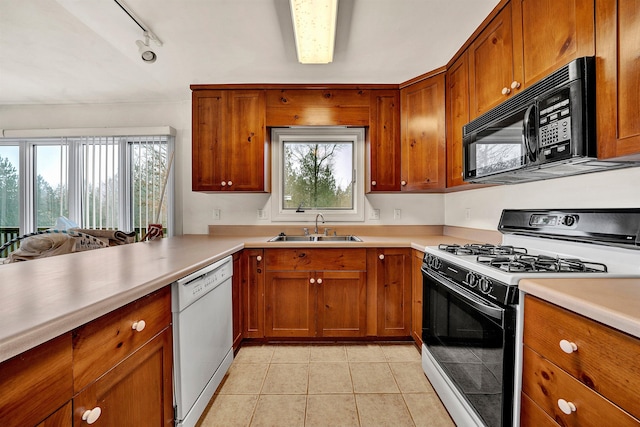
[135,30,162,63]
[113,0,163,63]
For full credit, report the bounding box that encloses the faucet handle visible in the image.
[303,227,309,236]
[324,228,331,236]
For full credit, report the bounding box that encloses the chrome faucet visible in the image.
[314,213,325,234]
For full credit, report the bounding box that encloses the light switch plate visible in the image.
[369,208,380,220]
[213,209,221,220]
[393,209,401,220]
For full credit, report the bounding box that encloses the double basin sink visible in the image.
[268,234,362,242]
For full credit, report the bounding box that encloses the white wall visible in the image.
[2,101,638,235]
[445,167,640,230]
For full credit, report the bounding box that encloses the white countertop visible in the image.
[3,231,638,363]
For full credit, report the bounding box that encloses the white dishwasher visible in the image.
[172,256,233,427]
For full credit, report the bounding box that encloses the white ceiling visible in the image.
[0,0,499,105]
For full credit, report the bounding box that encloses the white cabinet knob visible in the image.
[401,180,407,186]
[559,339,577,354]
[501,87,511,95]
[510,81,521,90]
[379,254,385,260]
[309,278,315,284]
[557,399,576,415]
[371,180,377,186]
[256,255,262,262]
[221,181,226,186]
[227,181,232,186]
[317,278,323,284]
[132,320,146,332]
[82,407,102,424]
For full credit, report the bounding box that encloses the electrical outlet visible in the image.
[369,208,380,220]
[465,208,471,220]
[257,209,268,220]
[393,208,401,220]
[213,209,221,220]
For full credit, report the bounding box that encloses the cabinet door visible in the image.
[596,0,640,159]
[375,248,412,336]
[36,401,72,427]
[410,249,424,347]
[232,252,242,350]
[242,249,265,338]
[227,90,267,191]
[265,271,316,337]
[400,73,446,191]
[73,328,173,427]
[446,53,470,188]
[368,90,401,192]
[0,334,72,427]
[515,0,594,87]
[468,2,523,119]
[192,90,227,191]
[317,271,367,337]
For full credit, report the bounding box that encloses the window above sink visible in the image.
[270,127,365,223]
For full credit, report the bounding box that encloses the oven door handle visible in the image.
[423,268,504,321]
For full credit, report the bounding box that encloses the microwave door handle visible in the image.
[423,269,504,321]
[523,104,537,163]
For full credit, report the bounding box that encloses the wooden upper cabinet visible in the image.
[368,90,401,192]
[468,2,523,119]
[400,73,446,191]
[596,0,640,160]
[446,53,470,188]
[515,0,595,87]
[265,89,370,126]
[192,89,267,192]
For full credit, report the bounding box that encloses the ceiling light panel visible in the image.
[290,0,338,64]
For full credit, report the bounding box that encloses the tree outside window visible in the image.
[283,141,353,210]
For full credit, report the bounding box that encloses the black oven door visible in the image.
[422,267,516,427]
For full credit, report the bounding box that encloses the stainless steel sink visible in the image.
[268,234,362,242]
[315,235,362,242]
[267,235,315,242]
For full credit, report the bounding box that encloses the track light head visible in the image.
[135,31,161,63]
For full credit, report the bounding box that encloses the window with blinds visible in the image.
[0,129,174,242]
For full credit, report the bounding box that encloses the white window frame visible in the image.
[271,127,365,222]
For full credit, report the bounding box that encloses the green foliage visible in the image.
[284,142,352,210]
[0,157,19,227]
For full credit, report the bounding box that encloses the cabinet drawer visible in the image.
[522,345,639,426]
[0,334,72,427]
[72,287,171,392]
[520,392,560,427]
[523,295,640,419]
[265,248,366,271]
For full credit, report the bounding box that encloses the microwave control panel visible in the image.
[538,88,572,159]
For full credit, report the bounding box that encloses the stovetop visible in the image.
[438,243,609,273]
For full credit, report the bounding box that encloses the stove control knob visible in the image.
[465,272,478,288]
[428,256,442,270]
[563,215,577,226]
[478,277,493,294]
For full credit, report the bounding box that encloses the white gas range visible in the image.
[420,209,640,427]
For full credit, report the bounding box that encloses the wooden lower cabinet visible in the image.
[241,249,265,338]
[0,334,73,427]
[0,287,173,427]
[369,248,412,337]
[73,327,174,426]
[521,295,640,426]
[265,270,367,338]
[36,402,72,427]
[410,249,424,346]
[232,252,242,350]
[264,248,367,338]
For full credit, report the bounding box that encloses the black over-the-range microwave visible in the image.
[462,56,635,184]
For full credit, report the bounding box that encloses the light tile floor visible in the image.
[197,343,455,427]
